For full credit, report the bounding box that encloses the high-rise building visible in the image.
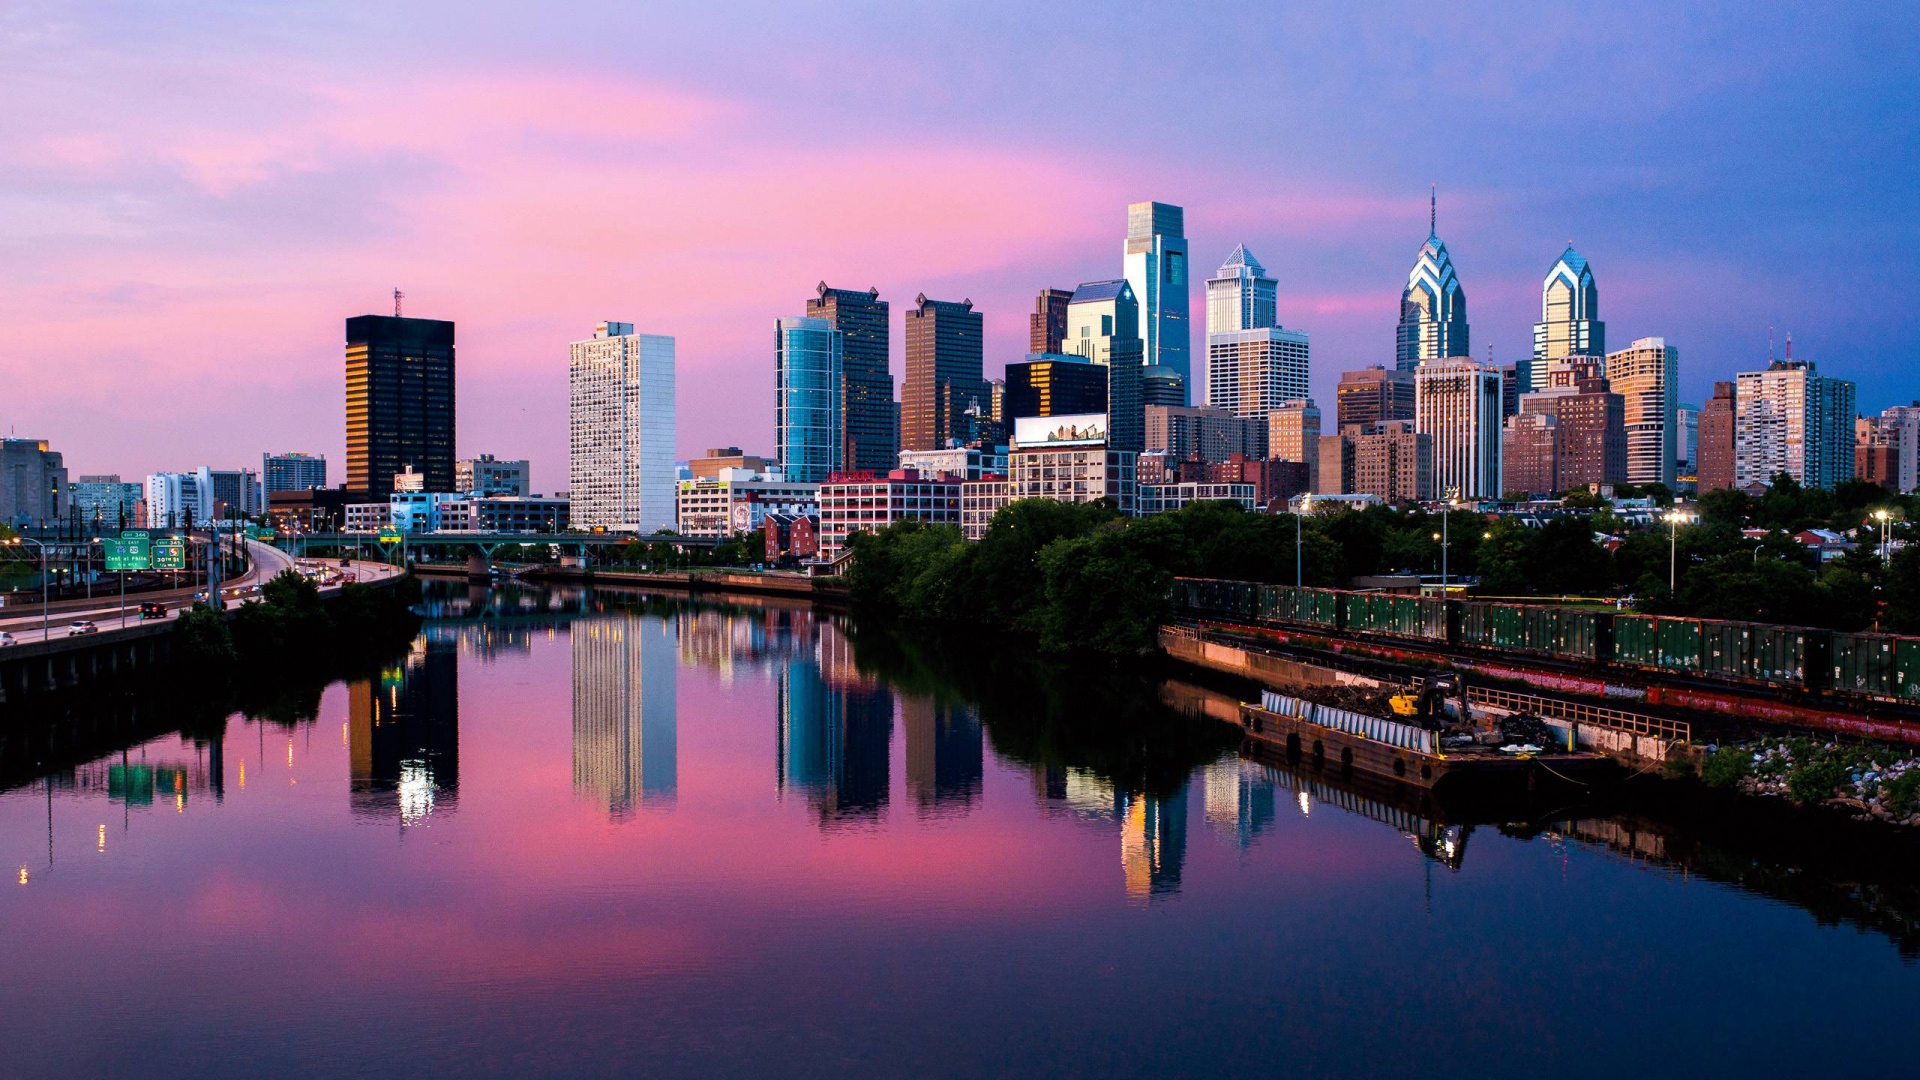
[774,316,844,483]
[1877,404,1920,492]
[1335,367,1415,431]
[808,283,896,472]
[1144,405,1267,463]
[1005,353,1108,419]
[199,466,262,520]
[1734,358,1857,490]
[901,294,984,452]
[345,314,455,497]
[1529,245,1605,392]
[1205,246,1310,422]
[1351,420,1435,504]
[1675,403,1700,483]
[1141,367,1187,407]
[1502,413,1559,497]
[1697,381,1737,493]
[1500,364,1521,418]
[1605,337,1679,487]
[1414,358,1502,499]
[1519,359,1627,491]
[70,475,142,530]
[263,452,327,494]
[1857,417,1904,491]
[1317,433,1355,496]
[144,472,203,528]
[1063,281,1145,452]
[1029,288,1074,354]
[1267,400,1321,481]
[569,321,677,533]
[0,438,68,527]
[455,454,531,498]
[1395,191,1468,372]
[1124,201,1191,403]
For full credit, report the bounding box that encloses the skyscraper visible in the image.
[1518,360,1627,490]
[1124,201,1190,403]
[1205,246,1309,421]
[1395,191,1469,372]
[1029,288,1074,354]
[1005,354,1108,419]
[1414,358,1502,499]
[1734,357,1857,490]
[901,295,984,452]
[1063,280,1145,452]
[1529,244,1605,392]
[774,316,844,483]
[345,314,455,497]
[1335,367,1415,430]
[1697,381,1737,492]
[1605,337,1679,487]
[569,321,677,533]
[0,438,68,527]
[263,453,327,494]
[807,283,895,472]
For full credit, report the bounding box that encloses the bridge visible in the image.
[269,532,728,562]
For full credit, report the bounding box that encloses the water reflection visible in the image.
[571,614,676,819]
[348,637,460,827]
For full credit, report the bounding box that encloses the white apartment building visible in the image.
[1414,358,1503,499]
[960,477,1011,540]
[1137,482,1257,514]
[1008,447,1137,515]
[816,470,962,560]
[570,321,676,533]
[1605,337,1680,487]
[1734,360,1857,490]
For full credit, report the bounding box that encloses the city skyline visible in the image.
[3,4,1916,485]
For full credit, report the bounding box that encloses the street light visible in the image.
[1875,508,1892,566]
[7,537,49,641]
[1665,510,1695,591]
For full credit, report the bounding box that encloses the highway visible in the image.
[0,541,402,647]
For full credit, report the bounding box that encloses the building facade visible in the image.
[1414,358,1502,499]
[1029,288,1074,354]
[1335,367,1416,431]
[1605,337,1678,487]
[1501,413,1559,497]
[1351,420,1435,504]
[263,452,327,494]
[1857,418,1904,490]
[1137,482,1257,515]
[901,295,985,452]
[1267,400,1321,479]
[816,470,962,560]
[1204,246,1309,422]
[775,316,844,484]
[1205,244,1277,334]
[960,477,1011,541]
[1005,353,1108,420]
[1,439,68,527]
[808,283,896,473]
[898,446,1007,481]
[570,321,676,533]
[70,475,142,530]
[1529,245,1605,393]
[345,314,455,497]
[455,455,531,498]
[675,470,820,538]
[1145,405,1268,463]
[1697,381,1737,493]
[1876,404,1920,492]
[1059,281,1145,453]
[1519,361,1627,491]
[1009,446,1137,516]
[1124,201,1190,403]
[1395,193,1469,372]
[1734,360,1857,489]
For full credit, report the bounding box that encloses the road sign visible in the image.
[152,540,186,571]
[121,529,150,541]
[248,526,275,540]
[377,529,403,546]
[103,537,151,572]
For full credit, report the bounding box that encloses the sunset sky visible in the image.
[4,1,1915,488]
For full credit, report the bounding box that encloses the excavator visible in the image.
[1391,675,1556,749]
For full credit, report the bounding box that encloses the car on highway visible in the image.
[67,621,99,636]
[139,602,167,619]
[0,631,15,647]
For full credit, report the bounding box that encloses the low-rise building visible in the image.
[455,455,531,497]
[459,495,570,533]
[1288,492,1383,514]
[344,502,389,534]
[1138,482,1257,514]
[817,469,962,560]
[391,491,450,534]
[898,445,1007,480]
[267,487,354,533]
[763,512,819,566]
[961,476,1011,540]
[675,468,819,538]
[689,447,772,479]
[0,438,68,527]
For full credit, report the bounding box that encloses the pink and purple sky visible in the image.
[3,1,1915,489]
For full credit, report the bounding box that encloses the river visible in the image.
[3,582,1916,1078]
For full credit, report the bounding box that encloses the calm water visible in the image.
[4,584,1916,1079]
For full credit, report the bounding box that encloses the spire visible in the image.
[1429,185,1437,238]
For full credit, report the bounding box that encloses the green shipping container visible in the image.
[1831,632,1896,697]
[1553,610,1606,662]
[1657,618,1704,673]
[1457,601,1495,647]
[1700,621,1749,682]
[1897,639,1920,701]
[1301,588,1340,627]
[1749,624,1811,687]
[1614,614,1659,668]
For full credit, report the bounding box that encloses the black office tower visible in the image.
[809,283,895,472]
[345,314,456,497]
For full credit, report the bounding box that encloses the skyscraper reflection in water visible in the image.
[348,637,460,827]
[776,620,893,825]
[571,615,678,820]
[1201,756,1276,849]
[901,695,982,817]
[1034,766,1190,900]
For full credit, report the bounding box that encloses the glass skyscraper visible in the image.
[1395,192,1469,372]
[807,283,895,472]
[1530,244,1606,393]
[569,321,677,533]
[1063,280,1145,453]
[901,295,985,453]
[1204,245,1310,421]
[345,314,455,496]
[263,452,327,494]
[775,316,844,483]
[1124,201,1190,404]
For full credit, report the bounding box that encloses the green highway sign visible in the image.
[248,526,275,540]
[121,529,150,541]
[377,529,403,546]
[152,540,186,571]
[103,537,151,572]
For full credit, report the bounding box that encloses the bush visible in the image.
[1701,746,1752,788]
[174,603,236,667]
[1786,756,1850,804]
[1884,771,1920,817]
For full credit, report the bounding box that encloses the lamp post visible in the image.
[1666,510,1694,591]
[1296,494,1309,588]
[8,537,49,641]
[1875,508,1891,566]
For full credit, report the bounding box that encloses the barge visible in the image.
[1236,691,1615,794]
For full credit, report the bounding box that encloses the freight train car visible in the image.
[1456,600,1610,662]
[1829,632,1920,702]
[1256,585,1341,628]
[1615,614,1818,689]
[1339,591,1449,643]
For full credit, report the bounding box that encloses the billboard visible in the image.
[103,537,150,572]
[1012,413,1108,449]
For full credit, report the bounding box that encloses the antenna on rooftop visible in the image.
[1785,331,1793,362]
[393,288,404,317]
[1429,184,1437,236]
[1767,326,1775,363]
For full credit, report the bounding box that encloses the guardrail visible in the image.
[1412,676,1691,743]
